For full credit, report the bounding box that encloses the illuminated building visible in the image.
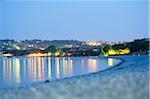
[85,41,102,46]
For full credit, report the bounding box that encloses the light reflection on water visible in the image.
[0,56,121,89]
[108,58,114,67]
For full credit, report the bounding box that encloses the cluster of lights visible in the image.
[106,48,130,56]
[26,53,46,57]
[1,47,130,57]
[26,51,62,57]
[62,52,72,56]
[1,53,13,57]
[85,42,101,46]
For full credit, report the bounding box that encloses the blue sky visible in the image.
[0,0,148,41]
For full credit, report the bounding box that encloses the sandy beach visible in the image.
[0,55,149,99]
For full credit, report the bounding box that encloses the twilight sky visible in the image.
[0,0,148,41]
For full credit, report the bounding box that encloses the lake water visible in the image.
[0,56,121,89]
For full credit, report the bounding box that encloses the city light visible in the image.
[55,52,60,56]
[26,53,46,57]
[107,48,130,56]
[119,48,130,54]
[2,53,13,57]
[85,41,102,46]
[108,49,117,55]
[48,52,52,56]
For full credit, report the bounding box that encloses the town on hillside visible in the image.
[0,38,149,57]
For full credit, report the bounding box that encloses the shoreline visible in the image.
[0,55,149,99]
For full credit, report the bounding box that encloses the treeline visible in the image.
[110,38,149,54]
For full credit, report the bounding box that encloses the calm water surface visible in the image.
[0,56,121,89]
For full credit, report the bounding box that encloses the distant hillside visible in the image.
[0,39,82,50]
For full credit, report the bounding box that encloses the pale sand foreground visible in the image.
[0,55,149,99]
